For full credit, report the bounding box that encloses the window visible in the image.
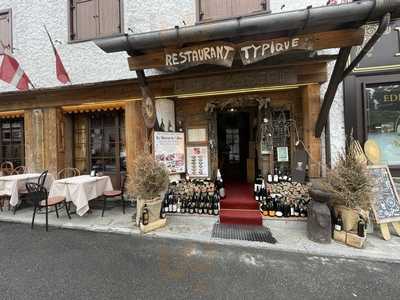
[197,0,269,23]
[72,111,125,186]
[69,0,122,41]
[0,9,12,52]
[366,83,400,165]
[0,118,24,167]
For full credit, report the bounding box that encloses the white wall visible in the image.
[0,0,345,165]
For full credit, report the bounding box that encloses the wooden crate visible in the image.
[333,230,346,244]
[140,218,167,233]
[346,231,366,249]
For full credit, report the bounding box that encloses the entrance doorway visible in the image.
[217,111,250,182]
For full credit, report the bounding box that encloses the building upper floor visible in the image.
[0,0,352,93]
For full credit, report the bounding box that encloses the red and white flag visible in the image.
[44,25,71,84]
[0,53,33,91]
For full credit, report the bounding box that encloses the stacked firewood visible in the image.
[270,181,312,203]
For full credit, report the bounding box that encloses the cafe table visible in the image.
[0,173,54,207]
[48,175,114,216]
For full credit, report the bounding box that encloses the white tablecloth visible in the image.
[48,175,114,216]
[0,173,54,207]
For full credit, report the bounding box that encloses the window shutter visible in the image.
[198,0,268,22]
[199,0,232,22]
[72,0,98,40]
[0,11,11,52]
[98,0,121,37]
[232,0,269,16]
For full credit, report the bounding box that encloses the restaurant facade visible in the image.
[0,0,399,193]
[344,18,400,176]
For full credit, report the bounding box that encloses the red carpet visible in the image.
[219,182,262,226]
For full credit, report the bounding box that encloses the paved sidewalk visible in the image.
[1,205,400,263]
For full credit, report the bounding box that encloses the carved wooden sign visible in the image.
[239,37,313,65]
[127,29,364,71]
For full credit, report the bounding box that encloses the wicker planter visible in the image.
[335,205,360,232]
[135,197,162,226]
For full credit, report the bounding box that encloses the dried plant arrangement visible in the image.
[128,153,170,200]
[322,136,373,211]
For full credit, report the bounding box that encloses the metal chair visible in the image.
[26,183,71,231]
[14,170,48,215]
[101,176,127,217]
[11,166,30,175]
[57,168,80,179]
[38,170,48,187]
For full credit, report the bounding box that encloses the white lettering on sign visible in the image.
[240,37,309,65]
[165,45,235,67]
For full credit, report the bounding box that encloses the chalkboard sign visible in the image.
[368,165,400,224]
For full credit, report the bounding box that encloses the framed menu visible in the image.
[186,146,209,178]
[187,127,208,143]
[154,131,185,174]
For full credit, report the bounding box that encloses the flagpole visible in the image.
[43,24,72,85]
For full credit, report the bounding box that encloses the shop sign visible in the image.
[165,42,236,69]
[239,37,313,65]
[154,132,186,174]
[351,19,400,71]
[186,146,209,178]
[127,28,364,71]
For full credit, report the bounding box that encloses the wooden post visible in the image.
[379,223,391,241]
[125,100,146,193]
[302,84,321,178]
[24,109,44,172]
[24,108,64,176]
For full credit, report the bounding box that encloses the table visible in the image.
[0,173,54,207]
[48,175,114,216]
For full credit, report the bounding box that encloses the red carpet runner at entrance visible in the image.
[219,182,262,226]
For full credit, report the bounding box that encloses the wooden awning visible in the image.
[0,110,24,119]
[62,101,128,113]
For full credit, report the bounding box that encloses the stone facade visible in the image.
[0,0,346,166]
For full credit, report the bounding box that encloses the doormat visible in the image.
[212,223,277,244]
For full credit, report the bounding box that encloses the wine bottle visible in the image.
[273,168,279,183]
[275,200,283,218]
[357,218,365,237]
[164,193,169,213]
[267,172,273,184]
[278,169,283,182]
[255,186,260,202]
[167,120,173,132]
[335,213,343,231]
[160,206,166,219]
[269,198,276,217]
[160,118,165,131]
[142,204,149,226]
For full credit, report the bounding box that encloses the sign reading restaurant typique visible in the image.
[164,37,312,68]
[127,29,365,70]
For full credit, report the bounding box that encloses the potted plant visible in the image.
[322,137,373,231]
[128,153,169,227]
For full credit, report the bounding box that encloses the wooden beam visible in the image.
[125,100,146,192]
[127,28,364,70]
[315,47,352,138]
[302,84,321,178]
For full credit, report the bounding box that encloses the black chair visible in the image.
[38,170,48,187]
[101,176,127,217]
[13,170,49,215]
[26,183,71,231]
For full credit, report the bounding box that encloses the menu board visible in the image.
[186,146,209,178]
[368,165,400,224]
[154,132,185,174]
